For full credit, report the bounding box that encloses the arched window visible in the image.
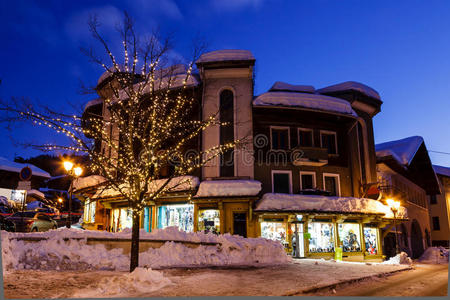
[219,89,234,177]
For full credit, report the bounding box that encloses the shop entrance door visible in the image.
[233,213,247,237]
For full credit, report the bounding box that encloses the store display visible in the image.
[338,223,361,252]
[364,227,378,255]
[158,204,194,232]
[261,222,286,243]
[198,209,220,234]
[308,222,334,253]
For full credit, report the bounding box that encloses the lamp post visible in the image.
[63,161,83,228]
[387,198,401,254]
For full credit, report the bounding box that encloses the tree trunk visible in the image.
[129,210,140,272]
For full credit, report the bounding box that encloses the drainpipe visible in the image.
[357,117,372,184]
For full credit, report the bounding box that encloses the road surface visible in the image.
[310,263,449,297]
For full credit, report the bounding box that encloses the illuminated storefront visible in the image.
[157,204,194,232]
[83,200,96,223]
[261,221,286,243]
[111,207,133,232]
[308,222,335,253]
[364,226,379,255]
[338,223,362,252]
[197,209,220,233]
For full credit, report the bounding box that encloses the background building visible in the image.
[428,165,450,247]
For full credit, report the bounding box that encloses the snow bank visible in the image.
[195,180,262,197]
[255,193,408,219]
[253,92,357,116]
[1,227,290,272]
[381,252,412,265]
[418,247,449,264]
[73,267,172,298]
[375,136,423,166]
[0,157,50,178]
[317,81,381,100]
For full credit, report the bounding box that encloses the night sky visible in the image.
[1,0,449,166]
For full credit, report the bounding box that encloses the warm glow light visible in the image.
[63,161,73,171]
[386,198,394,207]
[74,166,83,177]
[386,198,401,212]
[58,198,63,203]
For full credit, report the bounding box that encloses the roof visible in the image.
[269,81,315,94]
[253,91,357,116]
[194,180,261,198]
[255,193,407,219]
[0,157,50,178]
[317,81,381,101]
[433,165,450,178]
[84,98,102,111]
[375,136,424,166]
[196,49,255,64]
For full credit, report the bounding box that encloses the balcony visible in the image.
[291,146,328,167]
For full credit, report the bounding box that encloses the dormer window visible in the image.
[271,126,290,150]
[320,130,338,155]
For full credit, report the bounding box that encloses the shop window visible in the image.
[338,223,361,252]
[364,227,378,255]
[198,209,220,234]
[320,130,338,154]
[272,170,292,194]
[298,128,313,147]
[323,173,340,196]
[308,222,335,253]
[261,222,286,243]
[271,127,290,150]
[432,216,440,231]
[300,171,316,190]
[158,204,194,232]
[111,207,133,232]
[84,200,96,223]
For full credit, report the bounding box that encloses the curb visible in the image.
[283,266,414,296]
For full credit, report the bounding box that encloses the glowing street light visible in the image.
[387,198,401,254]
[63,160,83,229]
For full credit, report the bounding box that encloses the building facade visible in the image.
[428,165,450,247]
[75,49,407,261]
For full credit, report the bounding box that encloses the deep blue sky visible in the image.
[1,0,449,167]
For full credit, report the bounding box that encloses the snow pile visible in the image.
[253,92,356,116]
[375,136,423,166]
[1,227,290,271]
[255,193,408,219]
[317,81,381,100]
[418,247,449,264]
[269,81,315,94]
[381,252,412,265]
[0,157,50,178]
[197,49,255,63]
[72,267,172,298]
[195,180,262,197]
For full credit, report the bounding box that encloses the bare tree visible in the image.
[0,12,238,272]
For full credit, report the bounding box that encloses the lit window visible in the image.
[338,223,361,252]
[308,222,335,253]
[364,227,378,255]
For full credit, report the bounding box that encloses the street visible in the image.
[309,263,449,297]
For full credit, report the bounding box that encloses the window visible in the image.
[220,89,234,177]
[300,171,316,190]
[430,195,437,205]
[320,130,338,154]
[198,209,220,234]
[272,170,292,194]
[364,227,378,255]
[432,216,440,231]
[308,222,335,253]
[271,127,290,150]
[338,223,361,252]
[323,173,340,196]
[298,128,314,147]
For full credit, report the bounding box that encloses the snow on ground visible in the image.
[72,267,173,298]
[195,179,262,197]
[381,252,413,265]
[2,259,413,298]
[255,193,408,219]
[418,247,449,264]
[1,227,289,272]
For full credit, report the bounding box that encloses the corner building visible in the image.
[75,50,408,262]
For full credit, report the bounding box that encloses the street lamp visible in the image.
[63,161,83,228]
[387,198,401,254]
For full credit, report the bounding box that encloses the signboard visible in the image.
[17,181,31,191]
[19,166,32,181]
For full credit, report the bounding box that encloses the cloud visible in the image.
[128,0,183,20]
[210,0,265,11]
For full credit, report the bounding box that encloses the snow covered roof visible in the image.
[253,91,357,116]
[433,165,450,178]
[254,193,407,219]
[269,82,315,94]
[0,157,50,178]
[194,180,262,198]
[375,136,424,166]
[317,81,381,100]
[73,175,107,191]
[84,98,103,111]
[27,189,45,199]
[196,50,255,64]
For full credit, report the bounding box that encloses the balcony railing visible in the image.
[291,146,328,167]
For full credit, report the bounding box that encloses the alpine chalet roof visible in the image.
[433,165,450,178]
[196,50,255,64]
[269,81,315,94]
[375,136,424,166]
[0,157,50,178]
[317,81,381,101]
